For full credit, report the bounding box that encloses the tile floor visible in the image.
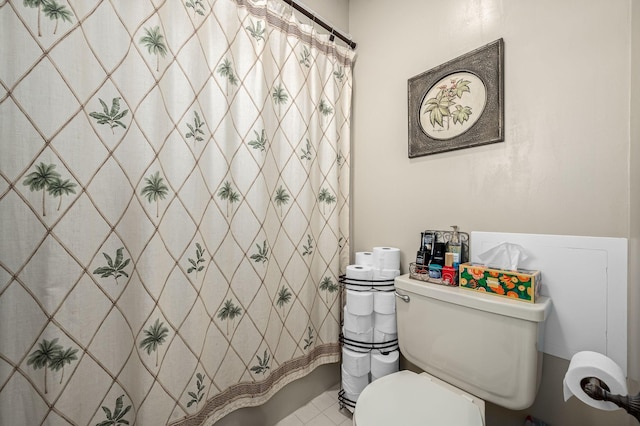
[274,386,353,426]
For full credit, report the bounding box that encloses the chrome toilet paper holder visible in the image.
[582,377,640,421]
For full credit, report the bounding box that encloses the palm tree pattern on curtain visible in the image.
[0,0,353,425]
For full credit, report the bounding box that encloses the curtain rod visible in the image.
[281,0,357,50]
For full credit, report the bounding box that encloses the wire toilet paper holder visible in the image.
[338,275,399,355]
[337,275,399,411]
[339,333,398,354]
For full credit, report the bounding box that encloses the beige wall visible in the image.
[349,0,638,425]
[299,0,349,31]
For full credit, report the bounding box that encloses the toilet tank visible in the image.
[394,274,551,410]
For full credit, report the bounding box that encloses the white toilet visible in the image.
[353,274,551,425]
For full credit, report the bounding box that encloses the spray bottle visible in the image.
[447,225,462,264]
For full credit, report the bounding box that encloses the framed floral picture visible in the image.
[408,38,504,158]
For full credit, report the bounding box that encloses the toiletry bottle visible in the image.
[416,232,426,265]
[428,263,442,279]
[442,253,456,285]
[423,232,433,265]
[447,225,462,263]
[431,235,445,266]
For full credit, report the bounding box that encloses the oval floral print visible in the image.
[420,72,486,140]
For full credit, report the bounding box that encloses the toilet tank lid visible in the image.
[395,274,551,322]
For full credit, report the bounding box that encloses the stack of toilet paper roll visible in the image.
[373,291,397,344]
[343,291,398,343]
[340,347,400,403]
[343,294,374,342]
[341,247,401,407]
[342,295,372,408]
[348,247,401,290]
[341,347,370,404]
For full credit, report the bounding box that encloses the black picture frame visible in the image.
[408,38,504,158]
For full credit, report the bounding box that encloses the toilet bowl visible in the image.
[354,370,484,425]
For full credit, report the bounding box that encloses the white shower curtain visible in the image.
[0,0,354,424]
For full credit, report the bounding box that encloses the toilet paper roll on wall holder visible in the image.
[582,377,640,421]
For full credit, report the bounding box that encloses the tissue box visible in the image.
[458,263,541,303]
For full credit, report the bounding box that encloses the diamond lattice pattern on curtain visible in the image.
[0,0,354,424]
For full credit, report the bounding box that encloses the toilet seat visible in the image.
[353,370,484,426]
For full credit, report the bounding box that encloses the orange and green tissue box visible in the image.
[458,263,541,303]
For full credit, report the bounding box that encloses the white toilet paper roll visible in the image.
[342,347,371,377]
[374,312,397,334]
[373,328,397,343]
[372,268,400,281]
[346,264,374,280]
[346,290,374,316]
[342,366,370,395]
[371,350,399,378]
[343,326,373,342]
[372,247,401,271]
[563,351,628,411]
[371,269,399,291]
[373,292,396,314]
[345,264,373,290]
[355,251,374,267]
[343,307,374,333]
